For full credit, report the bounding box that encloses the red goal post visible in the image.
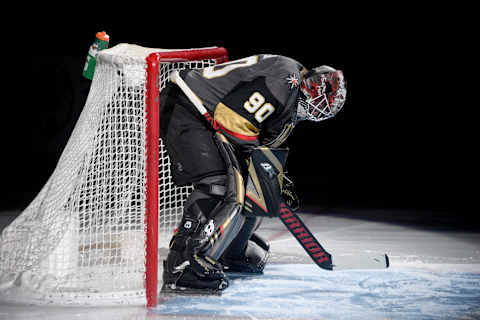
[145,48,228,307]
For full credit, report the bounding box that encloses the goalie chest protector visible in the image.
[244,147,289,217]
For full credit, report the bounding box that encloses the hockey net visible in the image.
[0,44,228,306]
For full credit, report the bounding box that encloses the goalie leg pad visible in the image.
[163,178,230,293]
[244,147,289,217]
[162,172,246,293]
[220,235,270,274]
[162,133,247,293]
[220,217,270,274]
[200,133,247,260]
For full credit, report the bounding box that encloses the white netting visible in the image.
[0,44,225,305]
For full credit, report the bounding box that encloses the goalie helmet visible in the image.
[297,65,346,122]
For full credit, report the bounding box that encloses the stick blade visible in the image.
[331,253,390,270]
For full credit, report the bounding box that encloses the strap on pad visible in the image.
[195,183,227,197]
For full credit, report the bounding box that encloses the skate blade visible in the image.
[160,284,224,297]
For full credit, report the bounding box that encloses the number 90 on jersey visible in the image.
[244,92,275,123]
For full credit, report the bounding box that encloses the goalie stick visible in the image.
[279,202,333,270]
[170,71,389,271]
[279,202,389,270]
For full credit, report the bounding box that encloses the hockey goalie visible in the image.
[159,54,347,294]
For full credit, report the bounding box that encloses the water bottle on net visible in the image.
[82,31,110,80]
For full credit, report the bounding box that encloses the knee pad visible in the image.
[172,176,226,251]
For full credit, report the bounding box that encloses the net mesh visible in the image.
[0,44,225,305]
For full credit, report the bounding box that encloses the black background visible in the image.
[2,5,475,227]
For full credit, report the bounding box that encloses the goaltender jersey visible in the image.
[176,54,305,149]
[160,54,304,185]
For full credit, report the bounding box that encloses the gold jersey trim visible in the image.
[214,102,259,137]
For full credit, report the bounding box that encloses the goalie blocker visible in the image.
[244,147,292,217]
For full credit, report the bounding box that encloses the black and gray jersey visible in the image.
[176,54,304,149]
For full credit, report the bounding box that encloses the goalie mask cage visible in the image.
[0,44,228,307]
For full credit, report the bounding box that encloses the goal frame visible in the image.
[144,48,228,307]
[0,45,228,308]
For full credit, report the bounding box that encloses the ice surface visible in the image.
[1,208,479,319]
[153,264,480,320]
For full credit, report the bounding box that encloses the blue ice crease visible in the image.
[154,264,480,320]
